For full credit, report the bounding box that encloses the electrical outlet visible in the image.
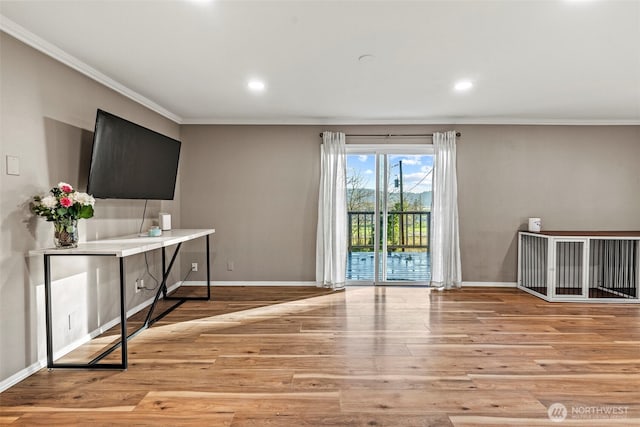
[191,262,198,272]
[135,278,144,293]
[227,261,234,271]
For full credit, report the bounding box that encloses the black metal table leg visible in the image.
[45,253,127,369]
[119,257,128,369]
[44,255,53,369]
[206,234,211,300]
[161,247,167,298]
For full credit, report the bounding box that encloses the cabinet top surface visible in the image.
[29,229,215,257]
[520,230,640,237]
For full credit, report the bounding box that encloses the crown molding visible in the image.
[180,118,459,125]
[0,15,182,124]
[180,117,640,126]
[445,118,640,126]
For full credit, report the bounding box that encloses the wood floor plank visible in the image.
[469,373,640,393]
[93,368,295,392]
[230,413,454,427]
[0,388,145,409]
[339,389,547,414]
[0,416,19,424]
[451,415,640,426]
[406,343,561,358]
[12,412,235,426]
[136,390,341,414]
[292,372,474,391]
[213,355,379,371]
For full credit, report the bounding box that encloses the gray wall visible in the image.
[181,124,640,283]
[456,124,640,282]
[0,33,181,383]
[179,125,322,281]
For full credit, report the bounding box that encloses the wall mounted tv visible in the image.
[87,109,181,200]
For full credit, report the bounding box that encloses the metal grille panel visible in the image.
[589,239,637,298]
[555,241,584,296]
[520,234,548,296]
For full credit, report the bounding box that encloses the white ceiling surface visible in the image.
[1,1,639,125]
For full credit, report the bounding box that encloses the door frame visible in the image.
[345,144,434,286]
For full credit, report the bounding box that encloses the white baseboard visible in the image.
[0,282,182,393]
[0,360,47,394]
[462,281,517,287]
[182,281,318,287]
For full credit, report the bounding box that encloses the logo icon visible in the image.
[548,403,568,422]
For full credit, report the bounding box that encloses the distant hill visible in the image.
[347,188,432,211]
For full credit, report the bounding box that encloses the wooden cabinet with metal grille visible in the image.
[518,231,640,302]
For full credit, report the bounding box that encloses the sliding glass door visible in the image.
[346,145,433,285]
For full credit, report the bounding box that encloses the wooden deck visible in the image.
[1,286,639,426]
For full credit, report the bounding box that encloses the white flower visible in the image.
[41,195,58,209]
[72,191,95,206]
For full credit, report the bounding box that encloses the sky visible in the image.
[347,154,434,193]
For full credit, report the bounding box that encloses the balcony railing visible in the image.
[348,211,431,251]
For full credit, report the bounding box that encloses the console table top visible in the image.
[29,228,215,257]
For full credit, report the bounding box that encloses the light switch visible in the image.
[6,155,19,176]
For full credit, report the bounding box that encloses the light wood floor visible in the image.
[1,286,640,426]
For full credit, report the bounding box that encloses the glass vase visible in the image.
[53,219,78,248]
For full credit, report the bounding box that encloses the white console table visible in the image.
[30,228,215,369]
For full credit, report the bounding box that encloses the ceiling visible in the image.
[1,0,639,125]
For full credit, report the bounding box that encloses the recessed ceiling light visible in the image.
[454,80,473,92]
[248,80,266,92]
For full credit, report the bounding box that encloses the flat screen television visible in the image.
[87,109,181,200]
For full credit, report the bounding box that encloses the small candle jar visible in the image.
[148,226,162,237]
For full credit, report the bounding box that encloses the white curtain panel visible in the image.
[430,131,462,289]
[316,131,347,289]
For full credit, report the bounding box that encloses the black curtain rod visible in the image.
[318,132,461,138]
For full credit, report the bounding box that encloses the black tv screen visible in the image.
[87,109,181,200]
